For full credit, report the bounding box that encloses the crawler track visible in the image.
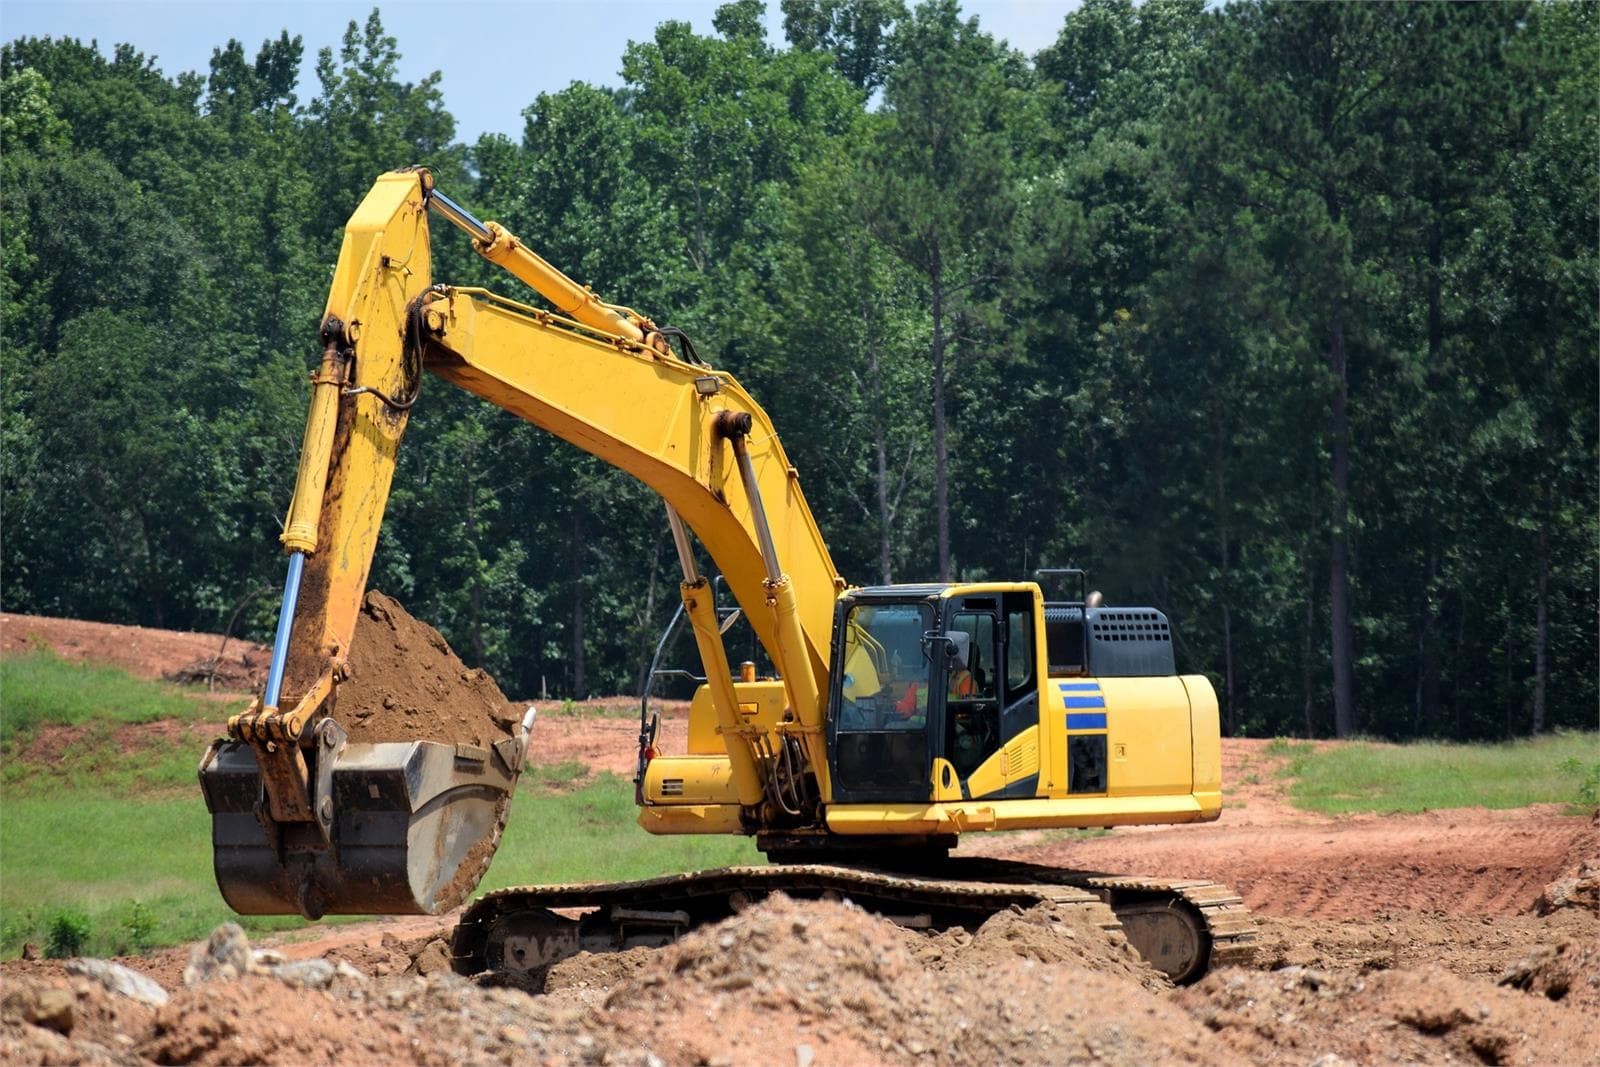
[451,860,1256,984]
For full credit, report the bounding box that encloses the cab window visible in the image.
[1006,607,1033,694]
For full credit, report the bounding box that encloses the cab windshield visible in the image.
[838,602,933,728]
[832,601,934,800]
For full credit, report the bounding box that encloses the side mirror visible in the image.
[922,630,972,668]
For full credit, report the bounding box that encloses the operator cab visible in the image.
[825,584,1039,803]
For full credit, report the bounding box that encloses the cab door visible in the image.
[826,599,936,803]
[995,591,1044,796]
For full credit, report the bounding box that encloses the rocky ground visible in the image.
[2,612,1597,1065]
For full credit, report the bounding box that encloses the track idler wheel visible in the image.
[1112,899,1210,984]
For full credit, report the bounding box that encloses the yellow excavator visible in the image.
[199,168,1254,983]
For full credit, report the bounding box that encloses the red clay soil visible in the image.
[527,703,689,778]
[336,590,521,748]
[1,612,270,690]
[6,890,1597,1067]
[976,743,1597,922]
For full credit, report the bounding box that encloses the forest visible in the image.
[2,0,1595,740]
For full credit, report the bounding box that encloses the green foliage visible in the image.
[1263,737,1312,759]
[45,910,91,958]
[1276,732,1600,815]
[1559,756,1600,809]
[0,2,1594,737]
[122,901,158,952]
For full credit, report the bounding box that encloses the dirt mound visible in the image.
[583,894,1221,1066]
[1535,810,1600,916]
[1498,937,1600,1013]
[1254,908,1600,983]
[1,612,269,689]
[10,900,1600,1067]
[1179,963,1600,1066]
[139,975,447,1066]
[163,646,270,690]
[336,590,521,748]
[908,900,1168,991]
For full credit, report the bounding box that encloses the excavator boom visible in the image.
[201,168,845,917]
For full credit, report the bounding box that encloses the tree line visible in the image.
[3,1,1595,739]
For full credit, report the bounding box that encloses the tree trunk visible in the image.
[636,534,661,697]
[930,256,951,581]
[1413,212,1445,739]
[1502,589,1516,738]
[1531,344,1554,735]
[867,290,893,584]
[1215,449,1236,736]
[1302,562,1318,739]
[1413,537,1439,738]
[1453,592,1469,739]
[469,574,485,668]
[1327,307,1356,738]
[571,508,586,700]
[1531,503,1550,737]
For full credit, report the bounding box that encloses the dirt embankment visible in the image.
[6,892,1598,1067]
[0,612,270,691]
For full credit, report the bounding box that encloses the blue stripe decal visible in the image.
[1064,696,1106,709]
[1058,682,1102,692]
[1066,712,1108,730]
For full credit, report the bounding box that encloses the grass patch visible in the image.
[480,772,760,891]
[527,759,592,790]
[1264,736,1314,758]
[0,649,224,744]
[0,792,311,958]
[539,699,644,720]
[1279,731,1600,815]
[2,720,221,797]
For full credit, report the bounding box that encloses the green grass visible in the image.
[480,773,760,892]
[1276,731,1600,815]
[0,792,314,957]
[539,698,646,719]
[1,650,246,798]
[0,649,225,744]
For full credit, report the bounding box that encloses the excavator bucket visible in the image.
[199,724,528,918]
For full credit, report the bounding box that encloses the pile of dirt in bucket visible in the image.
[336,590,522,748]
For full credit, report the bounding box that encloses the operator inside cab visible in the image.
[892,630,976,718]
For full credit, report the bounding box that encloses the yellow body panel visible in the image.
[1102,677,1193,797]
[961,748,1007,800]
[641,754,743,807]
[826,793,1212,835]
[637,803,744,835]
[686,681,789,755]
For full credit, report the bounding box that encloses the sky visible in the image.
[1,0,1081,145]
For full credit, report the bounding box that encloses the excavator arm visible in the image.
[201,168,844,918]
